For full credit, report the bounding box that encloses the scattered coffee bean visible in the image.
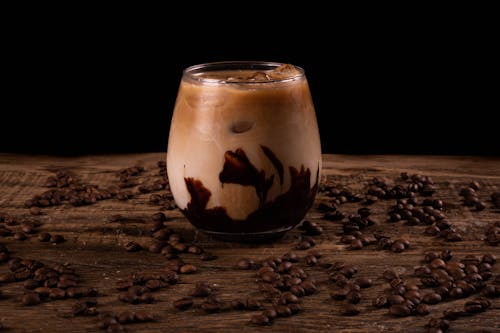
[350,239,363,250]
[22,292,40,306]
[50,234,65,244]
[38,233,51,242]
[173,297,193,310]
[200,252,217,261]
[355,277,372,288]
[191,282,212,297]
[250,314,270,325]
[117,311,135,324]
[389,304,411,317]
[13,232,28,241]
[373,296,388,308]
[416,303,430,315]
[274,305,292,317]
[342,304,360,316]
[237,258,256,270]
[135,311,154,322]
[179,264,197,274]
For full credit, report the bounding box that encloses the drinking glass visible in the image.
[167,61,321,241]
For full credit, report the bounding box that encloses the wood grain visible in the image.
[0,153,499,333]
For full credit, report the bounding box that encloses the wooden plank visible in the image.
[0,153,499,333]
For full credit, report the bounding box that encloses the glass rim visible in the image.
[182,61,305,85]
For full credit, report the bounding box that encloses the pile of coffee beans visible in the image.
[0,255,96,305]
[371,250,498,319]
[459,181,487,211]
[25,162,173,212]
[328,262,372,316]
[96,310,155,332]
[116,270,178,304]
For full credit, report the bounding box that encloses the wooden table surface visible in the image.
[0,153,499,333]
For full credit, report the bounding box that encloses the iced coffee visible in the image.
[167,62,321,241]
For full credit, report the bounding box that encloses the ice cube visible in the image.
[266,64,301,80]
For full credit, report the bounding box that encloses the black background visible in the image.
[2,10,497,156]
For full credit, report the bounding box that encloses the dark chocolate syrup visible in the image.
[182,147,319,234]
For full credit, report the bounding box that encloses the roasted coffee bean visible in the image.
[173,297,193,310]
[430,258,446,269]
[262,308,277,319]
[279,292,299,304]
[274,305,292,317]
[446,232,463,242]
[295,240,312,250]
[22,292,40,306]
[199,251,216,261]
[115,280,133,291]
[382,270,399,281]
[300,220,323,235]
[50,235,65,244]
[21,223,36,234]
[139,292,155,303]
[245,297,261,310]
[340,235,356,244]
[342,304,360,316]
[201,302,220,313]
[179,264,197,274]
[37,233,51,242]
[373,296,388,308]
[33,286,51,297]
[346,290,361,304]
[237,258,255,270]
[289,285,305,297]
[388,295,405,305]
[135,311,155,323]
[13,232,28,241]
[118,292,138,304]
[391,241,406,253]
[72,301,89,316]
[305,255,318,266]
[287,303,302,314]
[422,292,442,305]
[414,266,432,277]
[339,265,357,278]
[481,285,500,298]
[171,242,187,253]
[21,278,38,290]
[330,289,347,300]
[29,207,42,215]
[250,314,270,325]
[161,270,179,284]
[147,241,164,253]
[48,288,66,299]
[427,318,450,331]
[144,279,163,291]
[97,315,118,330]
[300,280,317,295]
[355,277,372,288]
[464,299,487,313]
[349,239,363,250]
[116,311,135,324]
[281,252,298,262]
[187,245,203,254]
[191,282,212,297]
[417,303,430,315]
[230,299,247,310]
[389,304,411,317]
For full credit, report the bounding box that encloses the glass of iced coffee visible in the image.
[167,61,321,241]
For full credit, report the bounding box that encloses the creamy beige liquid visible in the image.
[167,65,321,234]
